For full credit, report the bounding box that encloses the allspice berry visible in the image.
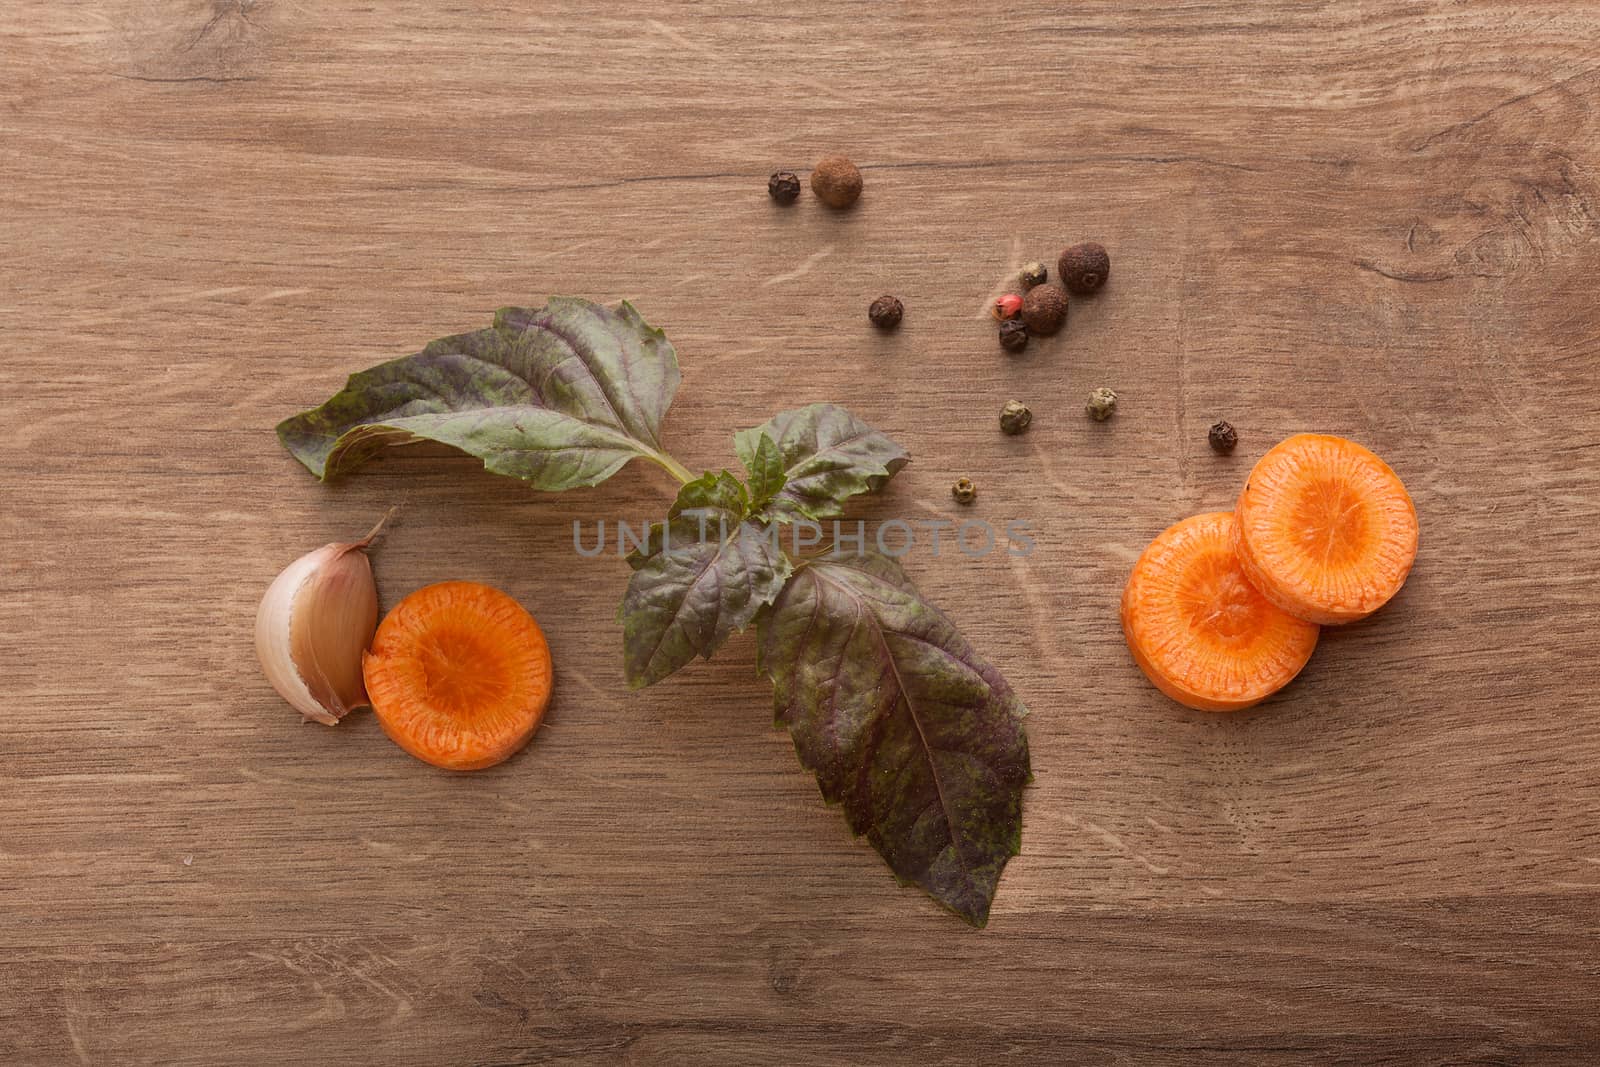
[1000,400,1032,435]
[951,477,977,505]
[1021,283,1069,336]
[1208,420,1238,453]
[998,319,1029,353]
[768,171,801,204]
[810,155,863,208]
[1086,387,1118,421]
[1019,262,1048,288]
[1059,242,1111,295]
[868,295,903,330]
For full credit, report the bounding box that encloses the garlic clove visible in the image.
[256,518,385,725]
[287,543,378,720]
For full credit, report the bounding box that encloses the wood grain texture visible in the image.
[3,1,1600,1063]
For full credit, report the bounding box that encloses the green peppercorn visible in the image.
[1019,261,1048,288]
[1000,400,1032,435]
[951,477,977,505]
[998,318,1029,353]
[1086,387,1118,421]
[768,171,801,204]
[868,295,903,330]
[1208,420,1238,453]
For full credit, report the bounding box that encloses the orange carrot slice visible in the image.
[363,581,553,771]
[1122,512,1320,711]
[1233,434,1419,625]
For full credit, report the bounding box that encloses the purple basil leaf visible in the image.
[277,298,680,490]
[734,404,908,521]
[622,469,747,571]
[742,433,788,514]
[757,551,1030,926]
[619,473,790,688]
[669,469,749,522]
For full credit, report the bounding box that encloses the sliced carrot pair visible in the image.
[363,581,553,770]
[1122,434,1418,711]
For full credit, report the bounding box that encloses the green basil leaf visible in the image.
[741,433,788,515]
[734,404,908,521]
[620,475,791,688]
[757,552,1030,926]
[277,298,680,490]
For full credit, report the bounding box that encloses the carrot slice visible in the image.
[1233,434,1419,625]
[363,581,553,770]
[1122,512,1320,711]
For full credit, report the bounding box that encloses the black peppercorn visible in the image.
[999,400,1032,435]
[810,155,863,208]
[951,477,977,505]
[1020,261,1048,288]
[768,171,801,204]
[1208,420,1238,453]
[1059,242,1111,295]
[868,295,903,330]
[1021,283,1069,336]
[998,318,1029,353]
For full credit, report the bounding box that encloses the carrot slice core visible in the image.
[1233,434,1418,625]
[363,581,553,770]
[1122,512,1319,711]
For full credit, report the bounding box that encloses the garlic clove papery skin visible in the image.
[256,539,380,725]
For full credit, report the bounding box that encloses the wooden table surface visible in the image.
[5,2,1600,1063]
